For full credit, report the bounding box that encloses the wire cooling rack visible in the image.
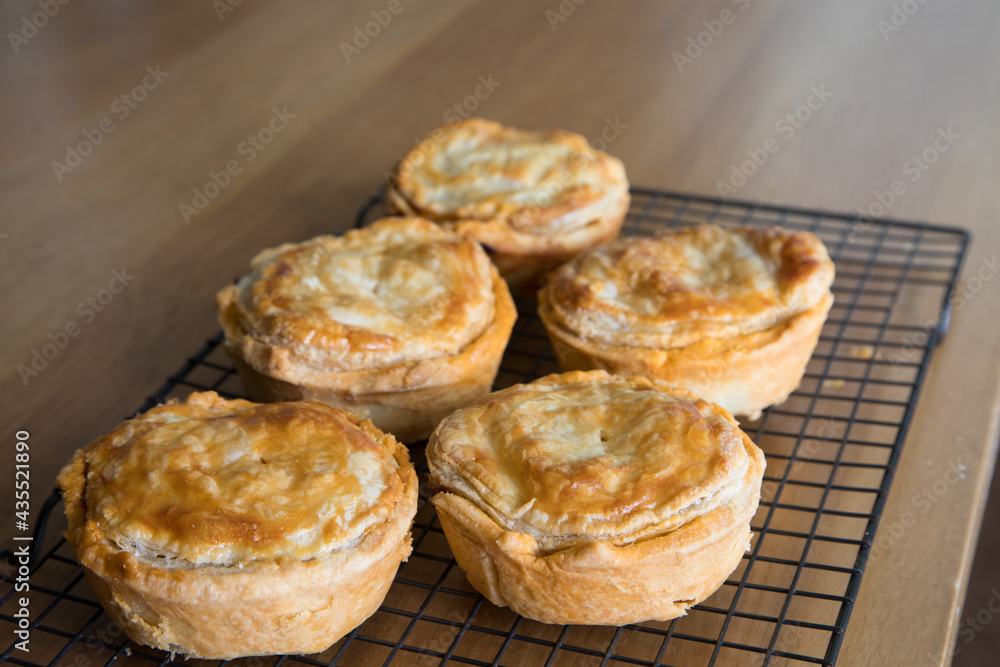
[1,187,969,666]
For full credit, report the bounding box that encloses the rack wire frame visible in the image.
[1,187,969,667]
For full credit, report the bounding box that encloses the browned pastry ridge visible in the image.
[385,117,630,290]
[216,216,517,442]
[538,224,835,419]
[57,392,419,659]
[426,370,766,625]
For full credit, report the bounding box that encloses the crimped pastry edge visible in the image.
[387,184,629,292]
[217,266,517,442]
[538,289,834,419]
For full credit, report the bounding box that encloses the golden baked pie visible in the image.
[427,370,765,625]
[216,216,516,442]
[386,118,630,290]
[57,391,419,659]
[538,224,835,419]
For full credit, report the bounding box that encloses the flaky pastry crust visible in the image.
[538,225,835,418]
[57,392,419,659]
[385,118,630,290]
[216,217,516,441]
[427,371,765,625]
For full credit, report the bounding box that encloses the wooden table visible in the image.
[3,1,998,665]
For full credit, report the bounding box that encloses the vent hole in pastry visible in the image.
[260,458,268,464]
[598,430,609,443]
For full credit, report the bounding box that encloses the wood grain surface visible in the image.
[2,1,999,665]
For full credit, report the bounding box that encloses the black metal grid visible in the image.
[1,187,969,667]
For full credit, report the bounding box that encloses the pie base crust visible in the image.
[57,394,419,659]
[427,371,765,625]
[385,118,631,291]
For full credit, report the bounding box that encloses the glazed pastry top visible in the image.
[428,371,762,550]
[542,224,835,348]
[221,217,496,370]
[64,392,409,567]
